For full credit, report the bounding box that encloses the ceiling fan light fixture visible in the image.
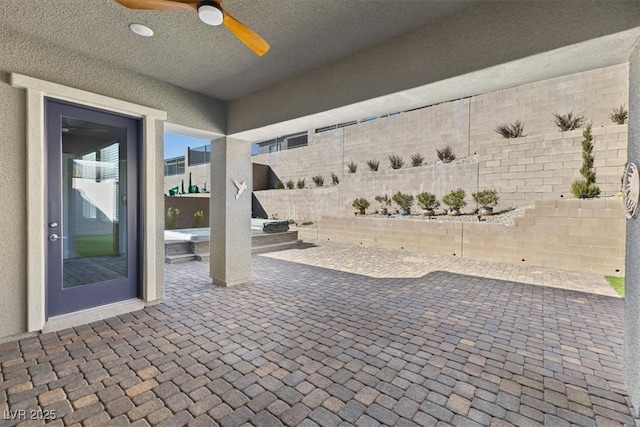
[129,23,154,37]
[197,1,224,26]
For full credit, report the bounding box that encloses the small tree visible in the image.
[331,173,340,185]
[296,178,306,189]
[285,179,295,189]
[442,189,467,213]
[570,124,600,198]
[352,198,370,215]
[166,207,180,229]
[392,191,414,214]
[193,210,205,228]
[416,192,440,211]
[312,175,324,187]
[374,194,392,211]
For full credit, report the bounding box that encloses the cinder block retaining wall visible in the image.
[317,199,625,276]
[253,64,628,215]
[254,124,626,223]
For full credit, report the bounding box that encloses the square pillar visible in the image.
[209,137,252,286]
[624,40,640,415]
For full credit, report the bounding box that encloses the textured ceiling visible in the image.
[0,0,478,101]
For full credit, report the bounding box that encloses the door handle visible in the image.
[48,234,67,242]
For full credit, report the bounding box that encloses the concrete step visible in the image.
[252,240,303,253]
[165,253,196,264]
[195,254,210,262]
[165,241,191,256]
[252,230,299,247]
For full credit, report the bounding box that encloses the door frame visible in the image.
[11,73,167,332]
[45,98,142,317]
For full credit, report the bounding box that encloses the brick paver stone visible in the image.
[0,241,635,426]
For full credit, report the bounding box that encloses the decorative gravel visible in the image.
[371,205,534,227]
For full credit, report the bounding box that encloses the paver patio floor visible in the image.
[0,241,635,426]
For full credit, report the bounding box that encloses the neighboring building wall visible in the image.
[165,162,211,194]
[317,199,625,276]
[0,28,225,341]
[252,64,628,207]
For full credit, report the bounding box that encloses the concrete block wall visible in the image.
[469,64,629,143]
[251,64,628,212]
[253,187,340,223]
[318,199,625,276]
[337,161,479,217]
[253,162,479,222]
[476,125,627,206]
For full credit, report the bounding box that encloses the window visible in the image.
[164,156,185,176]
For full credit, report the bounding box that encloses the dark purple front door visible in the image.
[46,99,141,317]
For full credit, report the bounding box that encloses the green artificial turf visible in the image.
[75,234,116,257]
[605,276,625,297]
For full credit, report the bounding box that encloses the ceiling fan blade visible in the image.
[222,8,270,56]
[114,0,196,11]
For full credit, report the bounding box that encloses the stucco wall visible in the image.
[318,199,625,276]
[0,29,225,340]
[164,196,210,230]
[624,41,640,415]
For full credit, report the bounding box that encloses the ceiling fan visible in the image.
[114,0,270,56]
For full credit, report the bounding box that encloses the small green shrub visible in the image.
[296,178,306,189]
[274,181,284,189]
[494,120,526,138]
[374,194,392,209]
[610,105,628,125]
[472,189,499,207]
[301,221,314,226]
[347,161,357,174]
[416,192,440,210]
[410,153,425,167]
[436,145,456,163]
[366,160,380,171]
[331,173,340,185]
[571,124,600,198]
[352,198,370,214]
[193,210,205,228]
[392,191,414,212]
[389,154,405,169]
[166,207,180,229]
[571,180,600,198]
[285,179,295,189]
[553,111,585,131]
[312,175,324,187]
[442,189,467,210]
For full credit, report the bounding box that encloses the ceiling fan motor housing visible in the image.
[197,0,224,26]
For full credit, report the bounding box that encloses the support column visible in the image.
[209,136,252,286]
[624,40,640,415]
